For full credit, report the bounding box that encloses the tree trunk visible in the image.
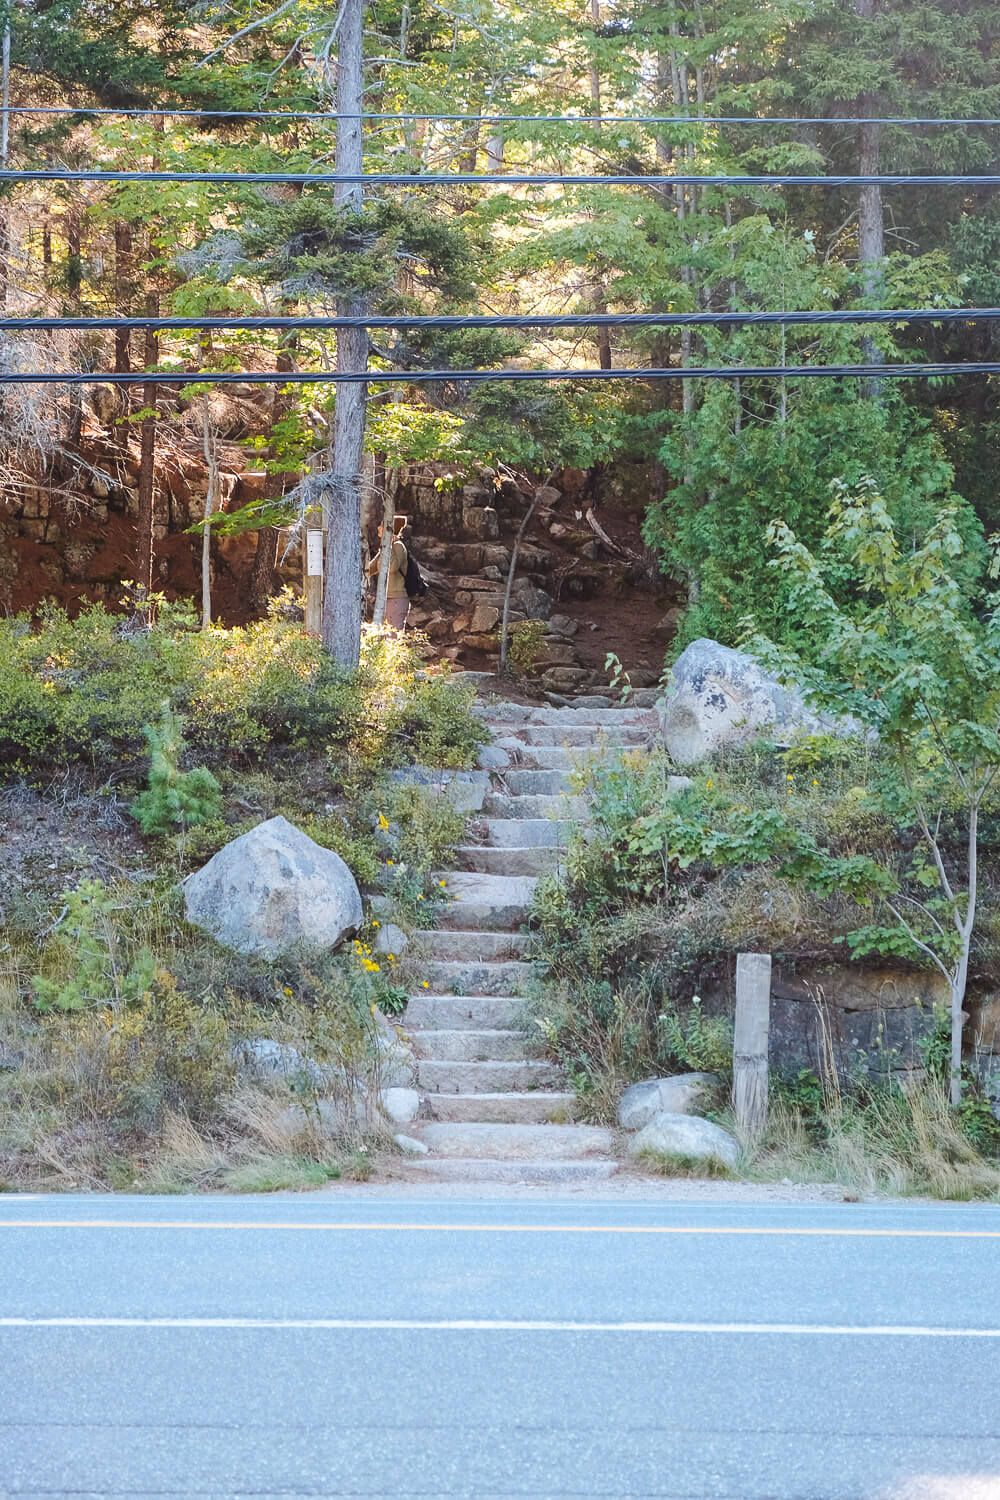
[321,0,368,669]
[249,527,280,614]
[65,212,84,452]
[199,396,220,627]
[588,0,612,370]
[113,224,134,373]
[856,0,884,397]
[372,470,397,628]
[950,804,978,1107]
[135,286,159,604]
[0,21,11,312]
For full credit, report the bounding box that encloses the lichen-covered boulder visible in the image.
[182,815,363,958]
[657,638,858,765]
[628,1112,740,1170]
[618,1074,720,1131]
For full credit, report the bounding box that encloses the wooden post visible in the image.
[733,952,771,1142]
[304,514,325,638]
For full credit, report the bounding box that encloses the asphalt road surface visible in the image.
[1,1193,999,1499]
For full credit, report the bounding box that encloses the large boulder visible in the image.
[657,638,857,765]
[182,815,363,958]
[628,1112,740,1170]
[618,1074,720,1131]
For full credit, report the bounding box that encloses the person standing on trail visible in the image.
[368,513,410,631]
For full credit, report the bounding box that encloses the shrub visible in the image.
[0,603,484,780]
[130,706,222,836]
[508,620,547,677]
[32,879,157,1013]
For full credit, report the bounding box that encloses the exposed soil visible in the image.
[0,781,153,925]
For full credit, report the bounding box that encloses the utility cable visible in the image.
[6,106,1000,126]
[2,362,999,386]
[2,308,998,332]
[3,169,1000,187]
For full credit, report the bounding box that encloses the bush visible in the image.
[0,603,484,780]
[130,706,222,836]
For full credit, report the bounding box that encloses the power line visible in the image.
[7,106,1000,126]
[2,362,998,385]
[4,308,1000,333]
[4,169,1000,187]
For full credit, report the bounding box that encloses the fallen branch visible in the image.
[585,505,640,561]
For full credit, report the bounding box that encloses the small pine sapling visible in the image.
[131,705,222,836]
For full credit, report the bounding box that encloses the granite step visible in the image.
[483,792,589,820]
[410,1028,531,1063]
[417,1059,564,1093]
[412,1121,616,1160]
[513,724,650,747]
[410,931,531,962]
[433,871,537,930]
[416,958,535,996]
[502,769,575,796]
[424,1090,578,1124]
[456,845,562,877]
[483,817,575,848]
[404,993,530,1030]
[398,1157,619,1184]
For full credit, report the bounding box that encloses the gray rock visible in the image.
[394,1132,429,1155]
[373,1009,417,1088]
[618,1074,720,1131]
[276,1095,371,1138]
[668,774,694,795]
[628,1112,740,1170]
[373,921,408,958]
[234,1038,330,1088]
[381,1087,422,1126]
[386,766,489,815]
[477,744,512,771]
[657,638,860,765]
[547,613,579,639]
[182,815,363,958]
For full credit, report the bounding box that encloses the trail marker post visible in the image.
[733,952,772,1142]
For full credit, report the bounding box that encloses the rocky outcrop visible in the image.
[182,815,363,958]
[657,638,859,765]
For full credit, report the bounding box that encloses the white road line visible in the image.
[1,1316,999,1337]
[0,1219,998,1238]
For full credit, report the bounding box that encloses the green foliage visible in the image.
[32,880,157,1014]
[0,605,484,780]
[657,997,733,1078]
[508,620,547,678]
[130,706,222,836]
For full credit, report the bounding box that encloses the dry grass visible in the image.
[746,1084,1000,1201]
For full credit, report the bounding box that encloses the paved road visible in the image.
[1,1194,999,1499]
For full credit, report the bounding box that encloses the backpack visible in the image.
[404,550,429,599]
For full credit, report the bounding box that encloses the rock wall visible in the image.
[2,398,676,683]
[704,960,998,1083]
[391,463,676,688]
[1,392,267,618]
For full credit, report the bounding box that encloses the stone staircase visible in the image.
[398,695,658,1184]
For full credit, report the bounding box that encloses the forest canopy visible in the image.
[2,0,999,656]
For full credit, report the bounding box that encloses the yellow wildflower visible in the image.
[421,980,430,989]
[377,813,390,831]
